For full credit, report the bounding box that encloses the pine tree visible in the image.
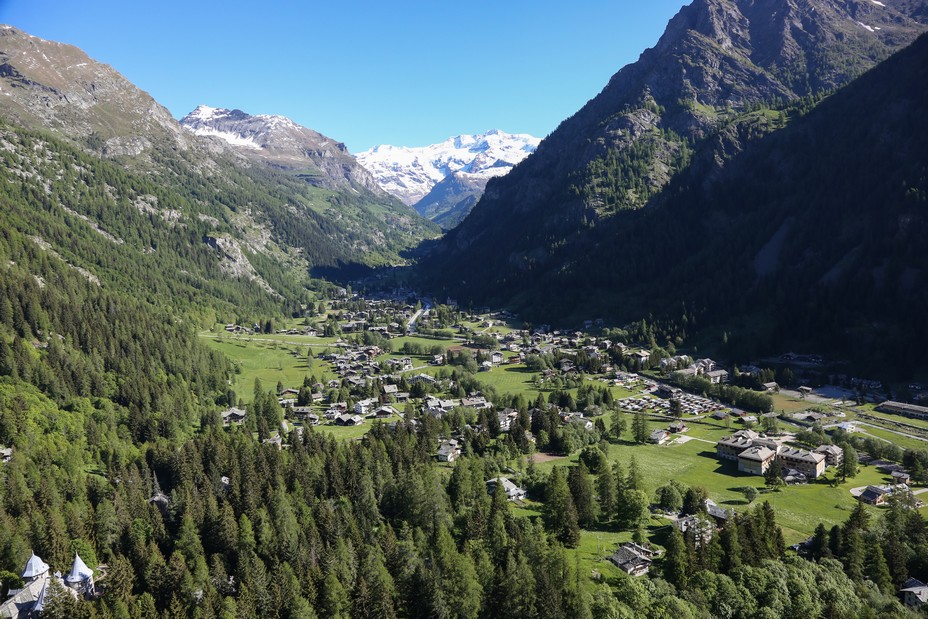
[809,523,829,560]
[596,465,616,523]
[626,456,643,492]
[568,465,597,528]
[844,529,865,582]
[720,521,742,573]
[493,552,537,619]
[321,571,350,619]
[828,525,843,560]
[681,486,708,516]
[632,411,648,444]
[839,445,858,481]
[664,527,689,591]
[865,540,893,594]
[764,459,783,488]
[544,467,581,547]
[845,502,870,533]
[609,407,626,441]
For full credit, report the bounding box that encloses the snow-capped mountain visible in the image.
[180,105,385,194]
[355,130,541,211]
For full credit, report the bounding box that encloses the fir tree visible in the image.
[596,465,617,523]
[544,467,581,548]
[664,527,689,591]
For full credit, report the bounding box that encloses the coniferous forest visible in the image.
[2,2,928,618]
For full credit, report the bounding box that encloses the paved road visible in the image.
[407,304,430,332]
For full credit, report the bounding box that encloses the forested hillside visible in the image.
[417,0,926,337]
[418,17,928,376]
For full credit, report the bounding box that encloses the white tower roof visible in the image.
[65,553,93,583]
[21,552,49,579]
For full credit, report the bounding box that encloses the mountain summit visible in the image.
[180,105,384,194]
[356,130,540,227]
[0,25,190,156]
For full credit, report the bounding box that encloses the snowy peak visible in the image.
[356,130,540,207]
[179,105,325,151]
[179,105,382,194]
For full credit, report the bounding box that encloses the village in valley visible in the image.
[199,290,928,607]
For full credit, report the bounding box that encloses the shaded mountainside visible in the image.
[421,0,927,292]
[416,0,928,371]
[0,26,438,300]
[427,30,928,374]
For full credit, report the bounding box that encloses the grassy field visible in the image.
[770,391,821,413]
[854,425,928,451]
[530,422,895,545]
[312,418,400,441]
[202,336,334,401]
[475,365,542,398]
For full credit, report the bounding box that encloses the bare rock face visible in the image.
[0,25,191,154]
[180,105,385,194]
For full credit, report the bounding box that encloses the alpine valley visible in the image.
[2,1,928,619]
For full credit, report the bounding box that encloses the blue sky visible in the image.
[0,0,689,152]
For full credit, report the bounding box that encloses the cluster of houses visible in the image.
[420,394,494,420]
[715,430,842,482]
[667,357,729,385]
[322,344,386,385]
[222,322,262,335]
[0,552,96,618]
[608,372,653,390]
[649,421,690,445]
[323,297,421,338]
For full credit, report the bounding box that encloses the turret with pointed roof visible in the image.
[65,552,94,595]
[20,552,49,582]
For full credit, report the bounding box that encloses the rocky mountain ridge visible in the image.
[180,105,385,194]
[0,25,191,157]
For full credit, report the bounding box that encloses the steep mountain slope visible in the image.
[571,30,928,372]
[180,105,384,194]
[439,31,928,372]
[0,25,190,157]
[421,0,927,296]
[0,26,437,309]
[356,130,539,226]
